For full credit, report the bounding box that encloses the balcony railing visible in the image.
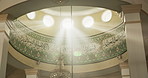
[8,20,127,65]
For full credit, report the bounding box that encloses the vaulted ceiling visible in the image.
[0,0,148,78]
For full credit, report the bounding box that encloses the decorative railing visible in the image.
[8,20,127,65]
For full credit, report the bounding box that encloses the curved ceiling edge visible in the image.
[7,53,31,69]
[1,0,129,19]
[0,0,26,12]
[8,43,128,73]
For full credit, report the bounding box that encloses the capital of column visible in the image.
[0,14,11,36]
[121,4,142,13]
[0,14,8,22]
[25,69,38,75]
[120,62,129,69]
[0,14,8,31]
[120,62,130,78]
[0,29,4,32]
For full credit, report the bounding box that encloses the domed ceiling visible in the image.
[18,6,123,36]
[9,6,126,65]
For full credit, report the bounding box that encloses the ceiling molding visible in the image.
[1,0,128,19]
[8,43,128,73]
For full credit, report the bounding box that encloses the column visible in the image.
[120,62,130,78]
[0,14,9,78]
[122,4,148,78]
[25,69,39,78]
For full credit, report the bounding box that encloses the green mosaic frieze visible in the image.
[9,20,127,65]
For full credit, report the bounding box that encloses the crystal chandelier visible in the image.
[49,69,71,78]
[49,54,71,78]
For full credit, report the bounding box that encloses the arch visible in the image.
[1,0,129,19]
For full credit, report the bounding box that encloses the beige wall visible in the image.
[0,0,26,12]
[122,0,148,13]
[0,0,148,14]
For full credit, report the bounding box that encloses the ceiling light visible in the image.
[82,16,94,28]
[26,12,36,20]
[43,15,54,27]
[101,10,112,22]
[61,18,74,29]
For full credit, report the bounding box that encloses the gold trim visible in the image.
[0,14,8,22]
[120,66,129,69]
[25,69,38,75]
[8,44,128,73]
[0,30,5,32]
[122,75,130,77]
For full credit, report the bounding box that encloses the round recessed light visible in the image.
[43,15,54,27]
[61,18,74,29]
[101,10,112,22]
[82,16,94,28]
[26,12,36,20]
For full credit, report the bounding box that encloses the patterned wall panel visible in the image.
[8,20,127,65]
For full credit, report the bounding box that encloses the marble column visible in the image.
[0,14,9,78]
[122,4,148,78]
[25,69,39,78]
[120,62,130,78]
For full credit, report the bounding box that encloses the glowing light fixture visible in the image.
[43,15,54,27]
[26,12,36,19]
[101,10,112,22]
[82,16,94,28]
[61,18,74,29]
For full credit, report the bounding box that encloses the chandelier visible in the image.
[50,0,72,77]
[49,69,71,78]
[49,54,71,78]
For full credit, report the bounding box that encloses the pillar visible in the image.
[120,62,130,78]
[122,4,148,78]
[0,14,9,78]
[25,69,39,78]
